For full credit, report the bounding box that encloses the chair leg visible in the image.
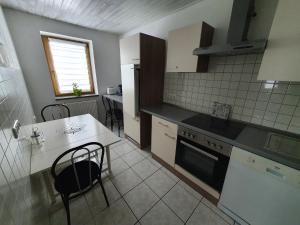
[61,194,71,225]
[110,119,114,131]
[117,121,120,137]
[98,178,109,207]
[105,113,108,126]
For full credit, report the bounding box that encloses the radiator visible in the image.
[64,99,99,119]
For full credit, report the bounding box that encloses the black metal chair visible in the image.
[108,99,123,137]
[41,104,70,122]
[102,96,113,128]
[51,142,109,225]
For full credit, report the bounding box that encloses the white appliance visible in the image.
[219,147,300,225]
[121,64,140,143]
[106,87,117,95]
[121,64,139,117]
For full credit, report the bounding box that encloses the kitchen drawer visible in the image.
[151,116,178,166]
[152,116,177,135]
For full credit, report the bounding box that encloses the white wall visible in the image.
[0,6,35,225]
[122,0,278,44]
[3,8,121,122]
[123,0,234,45]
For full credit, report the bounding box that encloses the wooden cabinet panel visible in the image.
[152,116,177,135]
[151,116,178,166]
[257,0,300,81]
[120,34,140,65]
[166,22,214,73]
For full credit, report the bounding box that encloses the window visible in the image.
[41,34,96,97]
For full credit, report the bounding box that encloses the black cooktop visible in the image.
[182,114,246,140]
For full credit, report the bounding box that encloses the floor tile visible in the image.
[94,198,137,225]
[122,151,145,166]
[178,180,203,200]
[50,198,94,225]
[85,180,121,214]
[163,183,199,222]
[124,182,159,219]
[145,170,176,198]
[110,158,130,177]
[161,167,180,182]
[202,198,234,225]
[136,149,151,158]
[186,203,228,225]
[131,158,159,180]
[112,168,142,195]
[108,148,121,161]
[147,157,162,168]
[140,201,183,225]
[112,142,135,156]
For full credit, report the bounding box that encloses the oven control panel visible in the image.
[178,126,232,157]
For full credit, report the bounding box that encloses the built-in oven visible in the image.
[175,126,232,192]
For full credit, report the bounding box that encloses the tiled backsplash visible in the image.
[0,7,35,225]
[164,53,300,134]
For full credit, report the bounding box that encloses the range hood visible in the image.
[193,0,267,56]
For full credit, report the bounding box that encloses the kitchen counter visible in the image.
[142,103,300,170]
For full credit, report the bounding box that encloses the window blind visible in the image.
[48,38,92,94]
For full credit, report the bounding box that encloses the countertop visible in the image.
[142,103,300,170]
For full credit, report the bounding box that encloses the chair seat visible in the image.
[54,160,100,195]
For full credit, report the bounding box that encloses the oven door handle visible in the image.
[180,140,219,161]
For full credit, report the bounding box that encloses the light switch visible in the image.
[12,120,21,139]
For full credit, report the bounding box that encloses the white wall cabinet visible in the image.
[257,0,300,81]
[166,22,214,73]
[151,116,178,166]
[120,34,140,65]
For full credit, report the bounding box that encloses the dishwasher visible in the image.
[218,147,300,225]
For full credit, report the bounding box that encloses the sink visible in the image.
[265,133,300,159]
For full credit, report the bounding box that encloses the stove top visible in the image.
[182,114,246,140]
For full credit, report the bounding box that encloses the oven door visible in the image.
[175,136,230,192]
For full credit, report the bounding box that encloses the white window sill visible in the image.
[55,94,99,100]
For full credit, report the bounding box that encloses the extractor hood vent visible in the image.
[194,0,267,56]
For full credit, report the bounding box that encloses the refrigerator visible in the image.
[121,64,140,144]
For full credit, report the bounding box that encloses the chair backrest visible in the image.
[101,96,112,113]
[51,142,105,192]
[41,104,70,122]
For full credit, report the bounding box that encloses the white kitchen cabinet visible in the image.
[124,112,140,144]
[120,34,140,65]
[151,116,178,166]
[257,0,300,81]
[166,22,214,73]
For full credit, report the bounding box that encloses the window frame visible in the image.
[41,32,97,97]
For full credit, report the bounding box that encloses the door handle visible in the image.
[164,133,176,140]
[180,140,219,161]
[158,121,169,128]
[266,168,285,179]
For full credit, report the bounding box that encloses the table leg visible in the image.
[42,170,56,204]
[105,146,112,175]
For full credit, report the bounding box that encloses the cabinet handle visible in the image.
[158,121,169,128]
[266,168,284,179]
[164,133,176,140]
[132,58,140,60]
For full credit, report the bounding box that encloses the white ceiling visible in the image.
[0,0,203,34]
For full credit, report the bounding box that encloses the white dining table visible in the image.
[30,114,121,203]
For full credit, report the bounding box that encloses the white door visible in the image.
[121,64,138,117]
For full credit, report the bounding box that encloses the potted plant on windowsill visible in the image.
[72,83,82,97]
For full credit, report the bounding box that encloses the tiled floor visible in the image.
[29,139,240,225]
